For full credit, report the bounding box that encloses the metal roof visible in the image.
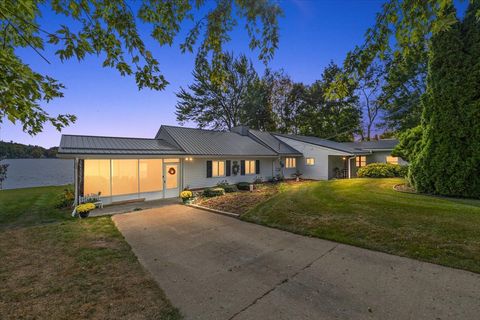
[58,126,396,158]
[248,129,302,155]
[159,126,278,156]
[273,133,370,155]
[341,139,399,150]
[58,135,185,155]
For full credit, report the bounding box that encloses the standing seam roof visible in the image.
[160,126,278,156]
[58,135,185,155]
[248,129,302,155]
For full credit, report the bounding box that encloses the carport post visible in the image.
[74,158,78,205]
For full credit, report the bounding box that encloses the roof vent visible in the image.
[231,125,250,136]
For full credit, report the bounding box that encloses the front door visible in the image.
[164,163,179,198]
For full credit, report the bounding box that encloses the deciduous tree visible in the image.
[299,63,361,142]
[175,53,259,130]
[0,0,281,134]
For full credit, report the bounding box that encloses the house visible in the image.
[57,125,402,205]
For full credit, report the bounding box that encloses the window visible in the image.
[84,159,111,196]
[212,160,225,177]
[139,159,163,193]
[111,159,139,196]
[356,156,366,167]
[306,158,315,166]
[245,160,256,175]
[386,156,399,164]
[285,157,296,168]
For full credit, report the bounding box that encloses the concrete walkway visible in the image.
[113,205,480,320]
[90,198,181,217]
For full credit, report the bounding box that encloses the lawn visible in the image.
[0,186,181,319]
[242,178,480,273]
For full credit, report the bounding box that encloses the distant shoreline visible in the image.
[1,159,73,190]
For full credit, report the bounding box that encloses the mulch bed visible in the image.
[194,181,302,215]
[393,183,417,193]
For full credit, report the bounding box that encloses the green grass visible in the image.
[242,178,480,273]
[0,186,182,319]
[0,185,71,229]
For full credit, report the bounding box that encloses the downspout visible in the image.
[73,158,78,206]
[181,158,184,192]
[347,156,355,179]
[72,158,78,217]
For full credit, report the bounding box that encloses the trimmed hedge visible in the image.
[203,187,225,197]
[237,182,251,190]
[357,163,408,178]
[222,184,238,193]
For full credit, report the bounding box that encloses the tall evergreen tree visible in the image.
[409,5,469,196]
[461,1,480,197]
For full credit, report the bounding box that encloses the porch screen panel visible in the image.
[84,159,111,196]
[111,159,139,195]
[139,159,163,193]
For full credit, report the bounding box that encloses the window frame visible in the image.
[356,156,367,167]
[285,157,296,168]
[212,160,226,177]
[386,156,399,164]
[244,160,256,175]
[305,157,315,166]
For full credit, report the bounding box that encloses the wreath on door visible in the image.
[168,167,176,175]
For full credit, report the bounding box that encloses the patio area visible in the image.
[89,197,181,217]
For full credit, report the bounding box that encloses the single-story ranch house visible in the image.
[58,125,405,205]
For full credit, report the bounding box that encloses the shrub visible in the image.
[76,203,95,213]
[203,187,225,197]
[237,182,251,190]
[357,163,407,178]
[180,190,193,199]
[253,176,263,184]
[222,184,238,193]
[397,165,409,178]
[55,188,75,208]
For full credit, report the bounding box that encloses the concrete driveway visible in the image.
[113,205,480,320]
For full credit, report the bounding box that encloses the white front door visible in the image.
[164,162,180,198]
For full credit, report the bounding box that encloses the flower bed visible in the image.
[194,180,309,215]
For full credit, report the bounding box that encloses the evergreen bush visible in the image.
[222,184,238,193]
[203,187,225,197]
[409,3,480,198]
[237,182,251,190]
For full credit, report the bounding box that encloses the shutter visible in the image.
[226,160,231,176]
[240,160,245,175]
[255,160,260,174]
[206,160,212,178]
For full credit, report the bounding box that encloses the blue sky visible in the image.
[2,0,387,148]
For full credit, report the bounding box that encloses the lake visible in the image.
[1,159,74,190]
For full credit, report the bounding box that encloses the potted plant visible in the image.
[292,170,303,182]
[180,190,193,204]
[76,203,96,218]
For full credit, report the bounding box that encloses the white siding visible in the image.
[183,157,276,189]
[367,151,408,165]
[276,136,350,180]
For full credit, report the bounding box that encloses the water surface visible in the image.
[1,159,74,190]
